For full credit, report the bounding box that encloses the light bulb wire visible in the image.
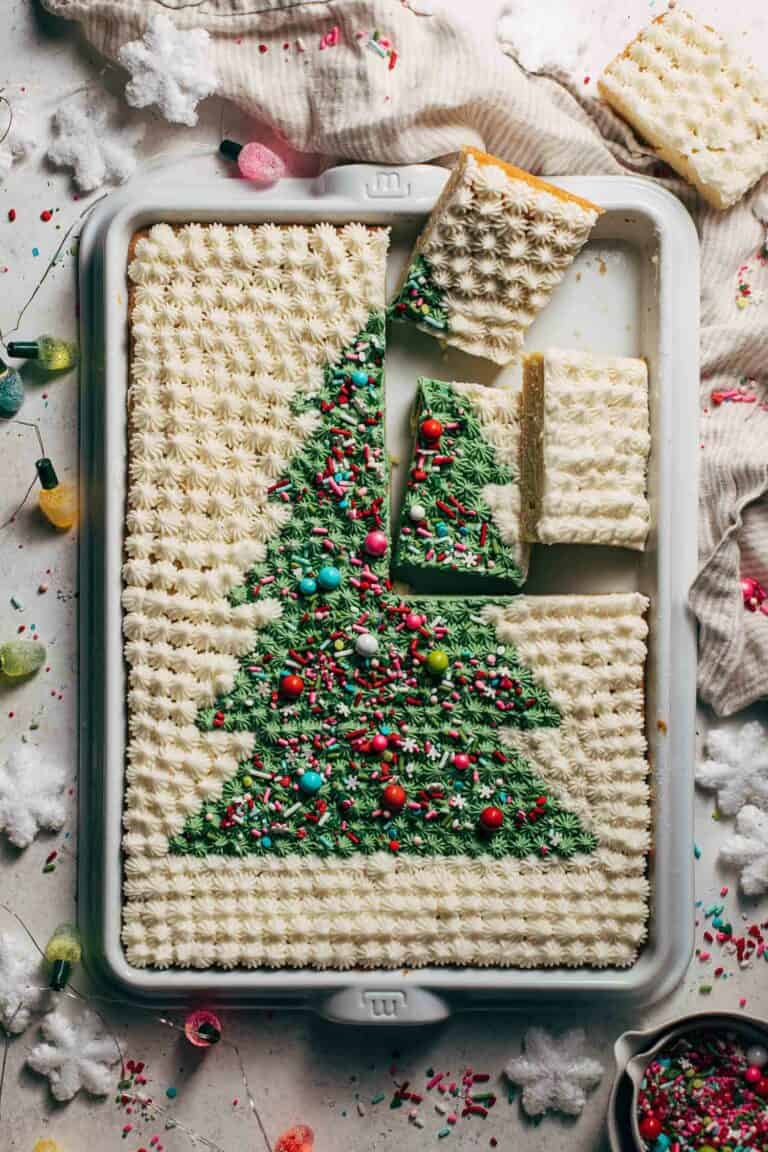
[0,418,47,530]
[0,903,273,1151]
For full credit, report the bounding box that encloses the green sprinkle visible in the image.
[693,842,701,859]
[437,1128,451,1139]
[371,1094,385,1105]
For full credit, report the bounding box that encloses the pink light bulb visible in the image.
[219,140,285,187]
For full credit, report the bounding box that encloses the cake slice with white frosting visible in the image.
[599,8,768,210]
[390,147,603,365]
[521,349,651,550]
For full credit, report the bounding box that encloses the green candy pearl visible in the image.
[426,649,449,676]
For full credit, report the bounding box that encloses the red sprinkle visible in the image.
[7,209,16,222]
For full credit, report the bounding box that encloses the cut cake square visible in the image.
[599,8,768,210]
[521,349,651,550]
[390,147,602,365]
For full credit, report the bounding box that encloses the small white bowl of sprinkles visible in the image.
[621,1013,768,1152]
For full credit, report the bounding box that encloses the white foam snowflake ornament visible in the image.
[0,744,66,849]
[118,13,218,127]
[27,1007,120,1101]
[47,104,144,193]
[696,722,768,815]
[505,1026,604,1117]
[0,931,47,1034]
[720,805,768,895]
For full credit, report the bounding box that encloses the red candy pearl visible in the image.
[382,783,406,811]
[638,1116,662,1141]
[420,417,443,442]
[280,674,305,699]
[745,1065,763,1084]
[452,752,470,770]
[370,733,389,754]
[405,611,424,630]
[363,529,388,557]
[757,1077,768,1097]
[479,806,504,831]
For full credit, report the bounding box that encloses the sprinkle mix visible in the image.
[637,1030,768,1152]
[391,254,448,331]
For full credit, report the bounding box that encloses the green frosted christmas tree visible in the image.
[170,312,597,862]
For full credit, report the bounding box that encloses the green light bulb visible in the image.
[6,336,78,371]
[0,639,46,677]
[45,922,82,989]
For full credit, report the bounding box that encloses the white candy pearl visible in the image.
[409,503,427,522]
[355,632,379,657]
[746,1044,768,1068]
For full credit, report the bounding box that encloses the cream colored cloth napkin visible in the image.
[41,0,768,715]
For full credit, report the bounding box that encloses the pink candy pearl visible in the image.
[237,143,286,186]
[405,611,423,630]
[452,753,470,770]
[363,529,388,557]
[370,733,389,754]
[745,1065,763,1084]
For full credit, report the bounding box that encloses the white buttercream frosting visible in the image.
[599,8,768,209]
[398,149,600,365]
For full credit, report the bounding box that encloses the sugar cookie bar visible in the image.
[521,349,650,550]
[394,376,528,586]
[391,147,602,365]
[599,8,768,210]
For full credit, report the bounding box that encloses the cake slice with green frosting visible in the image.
[390,147,602,365]
[394,376,528,589]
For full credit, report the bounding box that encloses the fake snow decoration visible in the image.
[0,110,37,183]
[47,104,144,193]
[696,721,768,815]
[27,1007,120,1101]
[0,744,66,849]
[505,1026,604,1117]
[720,805,768,896]
[118,14,218,127]
[0,931,47,1034]
[497,0,589,79]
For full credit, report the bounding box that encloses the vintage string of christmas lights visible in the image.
[0,904,274,1150]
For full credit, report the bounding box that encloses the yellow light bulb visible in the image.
[45,922,82,989]
[35,458,77,531]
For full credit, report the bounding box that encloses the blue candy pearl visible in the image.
[351,369,369,386]
[261,836,272,848]
[299,770,324,794]
[436,523,449,538]
[299,576,317,596]
[0,367,24,419]
[317,565,341,591]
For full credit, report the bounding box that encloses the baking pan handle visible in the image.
[315,163,448,204]
[316,986,451,1025]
